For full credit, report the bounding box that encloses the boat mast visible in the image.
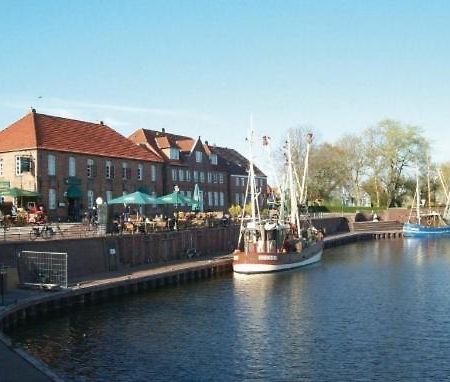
[298,133,312,206]
[416,166,421,224]
[286,137,301,236]
[427,156,431,214]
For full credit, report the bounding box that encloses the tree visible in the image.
[335,134,368,206]
[363,119,429,208]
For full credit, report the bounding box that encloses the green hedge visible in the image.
[308,205,380,213]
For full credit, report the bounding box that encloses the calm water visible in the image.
[8,238,450,381]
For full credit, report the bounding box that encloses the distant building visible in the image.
[128,129,229,212]
[0,110,163,220]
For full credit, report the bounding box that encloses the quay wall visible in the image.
[0,226,239,282]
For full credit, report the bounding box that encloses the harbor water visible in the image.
[8,238,450,381]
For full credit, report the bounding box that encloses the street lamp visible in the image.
[174,185,179,230]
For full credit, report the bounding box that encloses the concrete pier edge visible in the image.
[0,230,403,381]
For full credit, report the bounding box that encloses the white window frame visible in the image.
[122,162,128,180]
[193,171,199,182]
[48,154,56,176]
[220,192,224,206]
[210,154,218,165]
[200,172,205,183]
[186,170,191,182]
[87,159,94,178]
[219,173,224,184]
[235,193,240,205]
[208,191,213,206]
[105,160,112,179]
[137,164,143,181]
[207,172,212,183]
[87,190,94,209]
[0,158,3,177]
[195,151,202,163]
[178,168,185,181]
[48,189,57,210]
[172,168,177,181]
[235,177,239,187]
[69,157,76,177]
[151,164,156,181]
[170,148,180,160]
[214,191,219,206]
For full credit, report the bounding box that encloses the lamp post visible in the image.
[174,185,179,230]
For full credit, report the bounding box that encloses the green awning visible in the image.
[0,187,40,197]
[66,185,82,199]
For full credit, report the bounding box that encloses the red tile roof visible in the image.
[0,111,162,162]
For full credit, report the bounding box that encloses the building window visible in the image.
[69,157,76,177]
[235,193,240,205]
[210,154,218,165]
[214,192,219,206]
[241,193,245,204]
[151,165,156,181]
[207,172,212,183]
[208,191,213,206]
[178,168,185,181]
[48,154,56,176]
[87,190,94,209]
[219,173,224,184]
[193,171,199,182]
[200,172,205,183]
[235,177,239,187]
[122,162,130,180]
[137,164,143,180]
[195,151,202,163]
[186,170,191,182]
[87,159,95,178]
[212,172,218,183]
[170,148,180,160]
[48,189,56,210]
[172,168,177,181]
[241,178,245,187]
[105,161,112,179]
[106,190,113,202]
[220,192,224,206]
[0,158,3,177]
[152,192,157,208]
[187,190,192,199]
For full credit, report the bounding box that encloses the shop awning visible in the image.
[66,185,82,199]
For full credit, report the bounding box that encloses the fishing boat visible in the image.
[403,166,450,237]
[233,131,323,274]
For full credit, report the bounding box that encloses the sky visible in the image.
[1,0,450,177]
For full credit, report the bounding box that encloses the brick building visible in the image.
[0,110,163,220]
[207,145,267,209]
[128,129,229,212]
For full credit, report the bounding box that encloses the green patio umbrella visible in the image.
[0,187,40,197]
[157,191,195,206]
[107,191,159,205]
[191,184,201,211]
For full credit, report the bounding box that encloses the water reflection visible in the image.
[8,238,450,381]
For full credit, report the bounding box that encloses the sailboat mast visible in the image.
[248,118,257,225]
[427,156,431,213]
[286,137,301,237]
[299,133,312,205]
[416,166,421,224]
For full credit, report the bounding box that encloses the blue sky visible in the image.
[1,1,450,175]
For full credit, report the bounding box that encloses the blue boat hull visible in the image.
[403,223,450,237]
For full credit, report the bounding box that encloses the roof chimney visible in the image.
[100,121,104,125]
[205,140,209,145]
[31,107,36,113]
[162,128,165,133]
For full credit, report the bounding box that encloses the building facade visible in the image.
[0,110,163,220]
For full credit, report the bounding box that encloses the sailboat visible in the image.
[403,166,450,237]
[232,131,324,274]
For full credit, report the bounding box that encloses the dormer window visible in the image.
[195,151,202,163]
[170,148,179,160]
[210,154,218,165]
